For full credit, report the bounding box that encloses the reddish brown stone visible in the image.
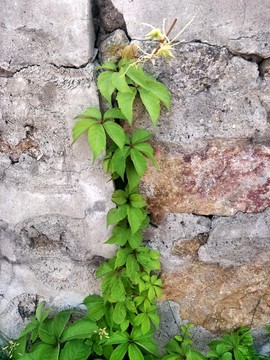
[142,140,270,221]
[162,260,270,332]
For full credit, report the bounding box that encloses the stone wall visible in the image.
[0,0,269,347]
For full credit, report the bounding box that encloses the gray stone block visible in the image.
[0,0,95,70]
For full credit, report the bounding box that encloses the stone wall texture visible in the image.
[0,0,270,348]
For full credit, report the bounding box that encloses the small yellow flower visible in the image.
[98,327,109,340]
[156,43,175,62]
[146,28,164,41]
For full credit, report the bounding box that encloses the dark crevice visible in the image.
[92,0,129,48]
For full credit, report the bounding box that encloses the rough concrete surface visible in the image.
[0,0,95,70]
[112,0,270,57]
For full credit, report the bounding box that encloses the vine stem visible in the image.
[152,18,178,56]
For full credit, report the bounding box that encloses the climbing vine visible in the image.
[1,19,270,360]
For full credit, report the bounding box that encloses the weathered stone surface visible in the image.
[142,141,270,220]
[144,213,211,270]
[112,0,270,58]
[162,261,270,332]
[0,65,114,336]
[134,44,270,153]
[0,0,94,70]
[199,209,270,267]
[98,29,129,63]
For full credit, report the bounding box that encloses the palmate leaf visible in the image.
[127,205,145,234]
[97,71,116,105]
[87,123,106,160]
[28,343,60,360]
[138,87,160,126]
[103,121,125,149]
[116,88,137,124]
[112,189,127,205]
[125,65,147,88]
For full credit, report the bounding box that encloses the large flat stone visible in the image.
[112,0,270,57]
[0,65,114,336]
[162,260,270,332]
[142,141,270,219]
[0,0,94,70]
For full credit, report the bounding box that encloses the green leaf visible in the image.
[111,190,127,205]
[72,119,97,144]
[115,247,131,268]
[60,319,98,342]
[127,205,145,234]
[52,310,72,339]
[107,206,127,225]
[83,295,105,321]
[134,142,158,167]
[116,88,137,124]
[128,230,143,249]
[144,80,171,110]
[97,71,115,105]
[126,160,141,191]
[129,193,147,208]
[29,343,60,360]
[126,254,140,280]
[59,339,91,360]
[96,260,114,278]
[128,343,144,360]
[103,108,126,120]
[125,65,147,88]
[233,349,245,360]
[87,123,106,160]
[103,121,126,149]
[186,349,207,360]
[113,302,127,324]
[131,129,152,144]
[75,107,101,120]
[35,302,50,323]
[111,147,129,179]
[106,331,129,345]
[221,353,233,360]
[19,320,39,338]
[130,148,147,177]
[110,276,126,302]
[38,319,56,345]
[109,343,129,360]
[138,87,160,126]
[112,69,132,93]
[98,61,117,70]
[105,225,129,246]
[134,337,158,356]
